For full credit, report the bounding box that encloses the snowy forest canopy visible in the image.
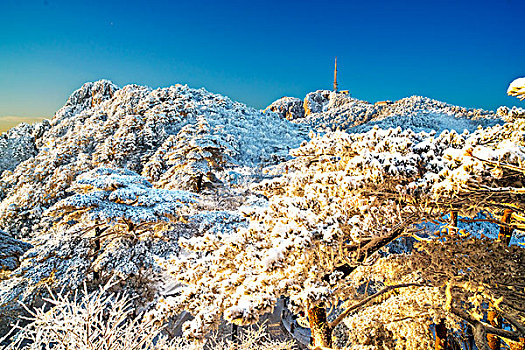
[0,78,525,350]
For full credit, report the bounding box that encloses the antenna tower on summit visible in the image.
[333,57,338,92]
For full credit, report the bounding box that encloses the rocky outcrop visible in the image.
[303,90,331,116]
[264,97,304,120]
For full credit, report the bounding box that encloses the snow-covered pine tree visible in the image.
[159,127,456,348]
[155,118,235,193]
[47,167,197,280]
[161,114,525,349]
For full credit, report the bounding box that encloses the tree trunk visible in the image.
[486,309,501,350]
[487,209,514,350]
[436,320,448,350]
[308,305,332,348]
[93,226,103,281]
[498,209,513,245]
[466,323,475,350]
[231,323,238,343]
[434,211,457,350]
[433,212,457,350]
[449,211,458,235]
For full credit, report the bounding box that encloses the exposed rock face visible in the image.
[0,230,31,272]
[303,90,331,116]
[264,97,305,120]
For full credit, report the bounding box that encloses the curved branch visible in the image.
[329,283,426,329]
[323,222,410,283]
[450,307,523,342]
[500,313,525,338]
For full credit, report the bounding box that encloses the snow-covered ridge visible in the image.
[0,80,307,239]
[266,90,501,133]
[0,80,510,240]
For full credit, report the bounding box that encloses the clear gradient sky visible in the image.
[1,0,524,120]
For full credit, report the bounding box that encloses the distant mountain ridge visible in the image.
[265,89,501,133]
[0,116,46,134]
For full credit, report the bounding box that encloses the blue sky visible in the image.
[1,0,524,119]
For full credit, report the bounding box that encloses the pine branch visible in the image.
[329,283,426,329]
[450,306,523,342]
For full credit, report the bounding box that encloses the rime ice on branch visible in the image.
[48,167,197,231]
[46,167,197,278]
[508,77,525,100]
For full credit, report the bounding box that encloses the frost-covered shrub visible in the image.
[2,282,294,350]
[205,324,295,350]
[2,282,199,350]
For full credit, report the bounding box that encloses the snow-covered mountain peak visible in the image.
[64,79,119,109]
[0,80,307,239]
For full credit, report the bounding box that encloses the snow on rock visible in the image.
[264,97,305,120]
[303,90,332,116]
[267,92,500,134]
